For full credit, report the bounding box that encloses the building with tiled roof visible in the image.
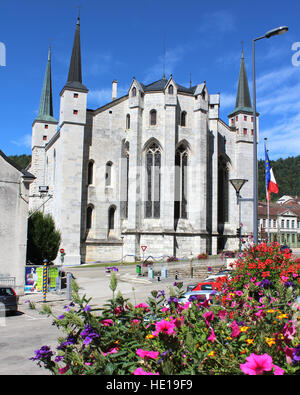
[258,197,300,247]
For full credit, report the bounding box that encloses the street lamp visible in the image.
[252,26,288,244]
[230,178,248,253]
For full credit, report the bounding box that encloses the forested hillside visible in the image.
[8,154,31,169]
[258,156,300,201]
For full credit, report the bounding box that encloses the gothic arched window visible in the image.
[87,205,93,230]
[174,144,188,219]
[168,85,174,94]
[126,114,130,130]
[105,161,113,186]
[132,87,136,97]
[108,206,116,230]
[88,160,94,185]
[121,141,129,219]
[218,155,229,224]
[145,142,161,218]
[181,111,187,127]
[150,110,157,126]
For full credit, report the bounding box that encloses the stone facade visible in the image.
[28,19,257,265]
[0,151,34,294]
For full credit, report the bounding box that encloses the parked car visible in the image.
[0,286,18,314]
[178,290,220,305]
[280,245,292,254]
[190,281,217,291]
[186,283,198,292]
[204,270,231,281]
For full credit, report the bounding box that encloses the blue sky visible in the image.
[1,0,300,160]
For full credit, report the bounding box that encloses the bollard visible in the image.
[175,271,178,280]
[66,272,72,301]
[42,260,48,302]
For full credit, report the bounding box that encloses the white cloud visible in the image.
[10,134,32,148]
[220,92,236,109]
[87,85,128,107]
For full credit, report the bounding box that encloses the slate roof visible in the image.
[64,17,88,92]
[0,150,35,179]
[35,48,57,123]
[228,50,253,117]
[141,78,197,94]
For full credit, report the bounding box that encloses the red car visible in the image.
[191,281,217,292]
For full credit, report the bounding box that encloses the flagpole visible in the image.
[264,138,270,244]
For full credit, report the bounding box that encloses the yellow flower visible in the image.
[266,309,275,313]
[146,334,154,340]
[240,326,249,332]
[208,351,215,357]
[265,337,276,347]
[246,338,254,345]
[226,336,232,341]
[276,314,288,320]
[278,334,284,340]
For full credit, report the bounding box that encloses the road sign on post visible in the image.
[141,245,147,264]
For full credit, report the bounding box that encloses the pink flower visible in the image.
[240,353,273,375]
[229,321,240,338]
[152,319,176,337]
[283,322,296,342]
[207,328,216,343]
[235,291,243,296]
[218,310,227,321]
[203,311,214,326]
[58,365,69,374]
[161,307,169,313]
[136,349,159,359]
[133,368,159,375]
[272,364,285,375]
[284,346,294,364]
[101,319,113,327]
[134,303,150,311]
[103,347,118,357]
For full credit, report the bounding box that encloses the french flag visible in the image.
[265,145,279,201]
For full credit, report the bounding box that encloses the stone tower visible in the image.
[228,50,258,237]
[29,47,58,211]
[55,16,89,265]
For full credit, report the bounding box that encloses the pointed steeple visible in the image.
[228,50,252,117]
[36,47,57,123]
[63,16,88,92]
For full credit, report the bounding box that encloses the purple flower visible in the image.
[168,296,179,304]
[284,281,296,288]
[57,314,65,320]
[292,344,300,366]
[84,305,91,312]
[57,335,76,350]
[30,346,53,361]
[260,279,273,288]
[80,325,99,346]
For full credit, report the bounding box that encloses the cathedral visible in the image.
[28,17,257,265]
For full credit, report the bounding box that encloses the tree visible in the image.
[27,211,61,265]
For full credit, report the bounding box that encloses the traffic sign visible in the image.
[141,246,147,252]
[60,248,65,254]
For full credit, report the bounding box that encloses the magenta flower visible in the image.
[103,347,118,357]
[136,349,159,359]
[229,321,240,338]
[152,319,176,337]
[273,364,285,375]
[207,328,216,343]
[134,303,149,311]
[133,368,159,375]
[203,311,214,326]
[240,353,273,375]
[101,319,114,327]
[217,310,227,321]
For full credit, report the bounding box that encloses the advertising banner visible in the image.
[25,266,61,294]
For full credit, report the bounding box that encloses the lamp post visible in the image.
[230,178,248,253]
[252,26,288,244]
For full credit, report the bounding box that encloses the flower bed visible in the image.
[31,242,299,375]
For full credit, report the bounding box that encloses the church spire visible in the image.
[228,49,252,117]
[64,16,88,92]
[36,47,57,123]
